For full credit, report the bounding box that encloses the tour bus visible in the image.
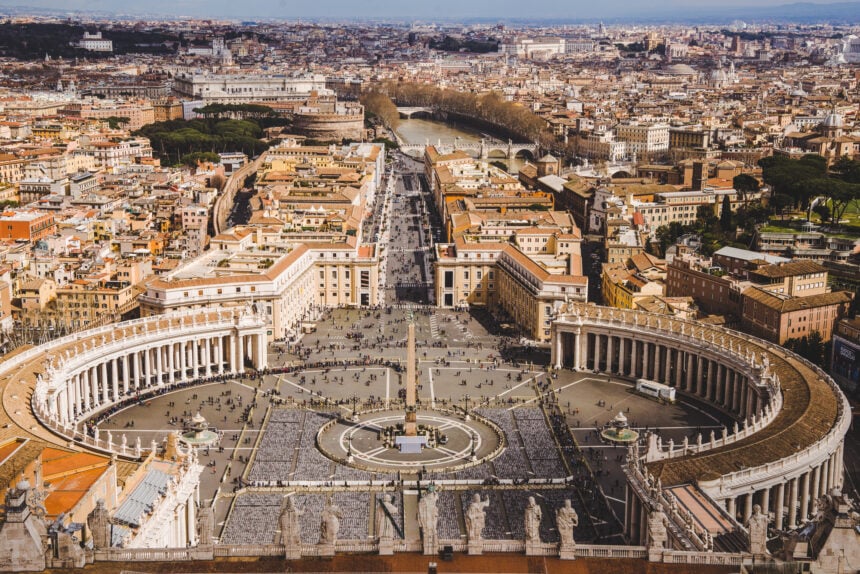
[635,379,677,403]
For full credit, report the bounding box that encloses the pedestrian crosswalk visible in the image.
[430,313,440,339]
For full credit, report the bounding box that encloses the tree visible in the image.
[771,194,793,219]
[784,332,826,367]
[720,194,733,232]
[104,116,130,129]
[181,151,221,167]
[828,181,860,226]
[361,91,400,129]
[732,173,760,205]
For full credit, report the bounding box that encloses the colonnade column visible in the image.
[204,339,212,377]
[631,340,638,378]
[788,477,798,528]
[81,369,91,412]
[607,335,615,373]
[835,445,845,489]
[191,340,199,378]
[553,332,563,369]
[664,347,672,384]
[168,343,175,384]
[685,353,693,390]
[122,354,130,394]
[219,336,226,374]
[155,345,163,385]
[761,487,770,518]
[774,482,785,530]
[800,472,810,521]
[179,341,187,381]
[813,465,822,500]
[594,334,602,371]
[111,359,119,400]
[143,348,151,388]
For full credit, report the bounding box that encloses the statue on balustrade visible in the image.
[87,499,111,550]
[375,494,398,541]
[747,504,769,555]
[279,496,304,560]
[466,493,490,542]
[647,508,668,559]
[556,499,578,559]
[524,496,542,543]
[319,495,342,547]
[197,505,214,546]
[376,494,398,555]
[418,485,439,555]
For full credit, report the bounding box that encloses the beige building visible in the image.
[140,228,380,340]
[435,232,587,342]
[741,287,852,344]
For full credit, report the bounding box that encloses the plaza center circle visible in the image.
[317,408,503,472]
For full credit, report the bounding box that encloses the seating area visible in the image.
[219,493,284,544]
[221,491,375,543]
[475,408,532,479]
[220,486,591,545]
[246,418,303,483]
[293,412,339,480]
[513,409,566,479]
[435,491,462,539]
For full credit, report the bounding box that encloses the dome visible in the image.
[822,112,843,128]
[663,63,696,76]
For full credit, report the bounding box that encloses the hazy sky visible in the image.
[0,0,850,19]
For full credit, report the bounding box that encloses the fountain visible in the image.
[180,412,218,446]
[600,412,640,443]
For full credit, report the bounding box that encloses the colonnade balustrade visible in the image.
[549,304,850,537]
[30,308,268,459]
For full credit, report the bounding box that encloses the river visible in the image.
[394,118,529,174]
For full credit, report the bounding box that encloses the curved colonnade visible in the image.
[4,308,269,459]
[550,304,850,537]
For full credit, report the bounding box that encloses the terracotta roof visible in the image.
[742,287,852,312]
[750,259,826,279]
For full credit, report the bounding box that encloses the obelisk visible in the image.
[405,322,418,435]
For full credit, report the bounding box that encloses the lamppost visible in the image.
[351,393,359,421]
[464,394,471,421]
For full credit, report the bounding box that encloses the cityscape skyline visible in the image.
[2,0,859,21]
[0,4,855,573]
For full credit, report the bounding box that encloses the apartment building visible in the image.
[740,287,852,344]
[614,123,670,158]
[0,210,56,243]
[53,278,138,331]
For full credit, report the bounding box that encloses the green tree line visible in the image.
[134,118,270,165]
[759,155,860,225]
